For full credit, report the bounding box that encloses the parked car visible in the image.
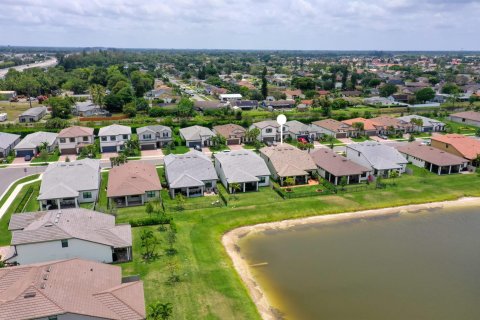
[297,137,308,144]
[194,145,202,151]
[24,154,31,161]
[378,134,388,140]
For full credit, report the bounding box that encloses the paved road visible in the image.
[0,166,46,196]
[0,58,58,78]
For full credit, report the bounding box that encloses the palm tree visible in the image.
[389,170,399,185]
[352,122,365,137]
[284,177,295,187]
[148,302,173,320]
[230,182,241,195]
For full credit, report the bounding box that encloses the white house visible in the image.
[14,131,58,158]
[57,125,95,155]
[6,208,133,265]
[0,132,21,158]
[137,125,172,150]
[249,120,289,143]
[98,124,132,153]
[179,125,215,148]
[285,120,318,141]
[219,93,242,102]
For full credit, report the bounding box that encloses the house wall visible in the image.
[0,136,21,157]
[400,153,426,168]
[99,134,131,152]
[58,135,94,154]
[449,116,480,127]
[78,188,99,203]
[139,130,172,146]
[250,125,280,142]
[214,159,229,189]
[259,153,279,180]
[345,148,374,172]
[12,238,113,265]
[430,140,466,160]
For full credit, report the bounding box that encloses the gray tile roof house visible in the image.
[73,100,105,116]
[164,150,218,198]
[13,131,58,157]
[137,125,172,149]
[98,124,132,136]
[285,120,319,140]
[7,208,133,265]
[38,159,101,210]
[18,106,47,122]
[397,115,446,132]
[0,259,145,320]
[0,132,21,158]
[346,142,408,177]
[179,125,215,148]
[214,150,271,193]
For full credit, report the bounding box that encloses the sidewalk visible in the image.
[0,174,43,219]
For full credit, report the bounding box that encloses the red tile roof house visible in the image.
[342,118,379,136]
[0,259,146,320]
[107,162,162,207]
[213,124,247,145]
[284,89,303,100]
[57,126,95,155]
[312,119,356,138]
[448,111,480,127]
[430,134,480,165]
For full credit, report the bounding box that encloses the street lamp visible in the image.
[276,114,286,145]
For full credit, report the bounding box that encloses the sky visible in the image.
[1,0,479,50]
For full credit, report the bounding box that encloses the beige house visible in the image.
[57,126,95,154]
[213,124,246,145]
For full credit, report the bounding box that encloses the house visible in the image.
[430,134,480,165]
[284,89,303,100]
[219,93,242,102]
[310,148,372,185]
[312,119,355,138]
[213,124,246,145]
[0,259,145,319]
[6,208,133,265]
[230,100,259,110]
[346,142,408,177]
[193,100,226,111]
[98,124,132,153]
[214,150,270,193]
[18,106,47,123]
[0,112,7,122]
[38,159,100,210]
[179,125,215,148]
[397,142,468,174]
[0,90,16,99]
[250,120,288,143]
[164,151,218,198]
[285,120,318,141]
[259,144,317,185]
[57,126,94,155]
[0,132,20,158]
[14,131,58,158]
[342,118,379,136]
[107,162,162,207]
[137,125,172,150]
[369,116,413,134]
[264,100,296,109]
[448,111,480,127]
[396,115,445,132]
[73,100,106,117]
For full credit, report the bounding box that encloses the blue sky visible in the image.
[1,0,479,50]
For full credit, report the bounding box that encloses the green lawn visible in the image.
[31,152,60,163]
[162,145,190,155]
[351,136,370,142]
[97,172,109,209]
[440,119,478,134]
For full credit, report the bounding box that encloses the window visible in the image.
[123,134,128,140]
[83,191,92,199]
[163,132,169,137]
[101,136,107,141]
[144,134,152,140]
[146,191,156,198]
[69,138,75,143]
[259,176,266,183]
[205,182,212,188]
[110,136,116,141]
[266,128,272,133]
[83,136,89,142]
[59,138,66,143]
[48,317,58,320]
[61,239,68,248]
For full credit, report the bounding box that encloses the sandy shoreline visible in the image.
[222,197,480,320]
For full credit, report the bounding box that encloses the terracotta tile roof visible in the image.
[57,126,94,138]
[301,99,313,105]
[312,119,354,133]
[107,161,161,197]
[284,89,302,96]
[310,148,370,176]
[397,142,468,166]
[430,134,480,160]
[213,124,246,139]
[342,118,378,131]
[369,116,413,129]
[260,144,316,177]
[0,259,145,320]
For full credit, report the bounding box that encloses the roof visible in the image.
[179,125,214,141]
[397,142,468,166]
[369,116,413,129]
[449,111,480,122]
[347,142,408,170]
[219,93,242,99]
[38,159,100,201]
[259,144,317,177]
[9,208,131,248]
[0,132,20,150]
[396,115,445,127]
[342,118,378,131]
[213,124,246,139]
[14,132,58,150]
[193,101,225,110]
[310,148,370,176]
[230,100,258,108]
[74,101,101,112]
[98,124,131,136]
[164,151,218,188]
[214,150,270,183]
[312,119,353,133]
[107,162,162,197]
[19,106,46,117]
[252,120,280,129]
[57,126,94,138]
[285,120,317,134]
[137,125,172,136]
[265,100,295,107]
[0,259,145,320]
[284,89,302,96]
[431,134,480,160]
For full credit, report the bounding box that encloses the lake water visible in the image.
[239,205,480,320]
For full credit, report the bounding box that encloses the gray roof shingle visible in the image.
[214,150,270,183]
[347,142,408,170]
[164,151,218,188]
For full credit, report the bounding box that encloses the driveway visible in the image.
[59,154,77,162]
[338,137,355,144]
[12,157,29,164]
[101,152,118,160]
[369,136,386,142]
[141,149,164,158]
[228,144,244,151]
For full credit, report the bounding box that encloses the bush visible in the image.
[129,215,172,227]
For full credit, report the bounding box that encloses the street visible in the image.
[0,166,46,196]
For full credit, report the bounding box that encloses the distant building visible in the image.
[448,111,480,127]
[18,106,47,123]
[219,93,242,102]
[0,132,20,158]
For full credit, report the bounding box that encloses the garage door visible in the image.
[16,149,34,157]
[227,138,240,145]
[187,141,201,148]
[336,133,347,139]
[101,146,117,153]
[60,148,77,155]
[141,144,156,151]
[263,137,275,142]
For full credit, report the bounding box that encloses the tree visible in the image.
[408,134,415,142]
[166,230,177,256]
[339,177,347,191]
[177,97,195,118]
[211,134,226,148]
[90,84,106,108]
[145,202,154,216]
[140,229,159,261]
[123,102,137,117]
[230,182,241,195]
[379,84,397,97]
[389,170,399,185]
[352,122,365,136]
[441,83,459,94]
[283,177,295,187]
[261,66,268,99]
[45,117,69,129]
[245,127,260,142]
[48,96,73,119]
[175,193,186,211]
[476,128,480,137]
[148,302,173,320]
[415,88,435,103]
[37,150,49,163]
